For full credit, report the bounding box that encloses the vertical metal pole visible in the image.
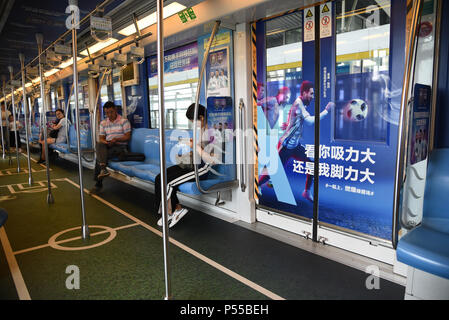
[156,0,172,300]
[192,21,220,194]
[71,2,90,240]
[392,0,424,248]
[312,5,320,243]
[8,66,21,173]
[0,90,5,159]
[2,81,12,165]
[19,53,34,186]
[65,83,74,150]
[36,33,54,204]
[429,0,442,153]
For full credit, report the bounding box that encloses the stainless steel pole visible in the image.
[71,1,90,240]
[2,80,12,165]
[193,21,220,194]
[65,83,74,150]
[392,0,424,248]
[36,33,54,204]
[19,53,34,186]
[156,0,171,300]
[92,70,108,166]
[0,88,5,159]
[8,66,21,173]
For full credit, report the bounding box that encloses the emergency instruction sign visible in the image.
[320,2,332,38]
[304,9,315,42]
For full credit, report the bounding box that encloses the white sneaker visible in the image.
[169,208,189,228]
[157,215,172,227]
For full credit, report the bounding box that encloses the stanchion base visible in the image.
[82,225,90,241]
[47,193,55,204]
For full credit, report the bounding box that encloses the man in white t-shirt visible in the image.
[1,102,11,151]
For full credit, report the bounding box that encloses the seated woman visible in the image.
[38,109,69,163]
[155,103,218,228]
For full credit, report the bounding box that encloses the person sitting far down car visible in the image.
[91,101,132,193]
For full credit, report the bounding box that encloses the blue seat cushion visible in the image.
[397,224,449,280]
[50,143,70,154]
[108,161,144,176]
[178,179,224,195]
[0,208,7,227]
[130,164,161,182]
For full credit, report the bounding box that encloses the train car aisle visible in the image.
[0,153,405,299]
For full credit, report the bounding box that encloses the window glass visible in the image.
[334,0,391,142]
[148,42,199,129]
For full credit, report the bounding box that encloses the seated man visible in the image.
[92,101,131,192]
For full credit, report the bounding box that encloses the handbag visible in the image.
[117,152,145,162]
[49,129,59,139]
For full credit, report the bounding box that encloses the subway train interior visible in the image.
[0,0,448,302]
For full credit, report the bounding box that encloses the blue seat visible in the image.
[50,143,70,154]
[397,148,449,280]
[0,208,8,228]
[108,128,235,195]
[178,179,225,195]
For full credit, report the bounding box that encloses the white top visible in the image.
[55,118,69,144]
[9,120,21,131]
[1,110,11,127]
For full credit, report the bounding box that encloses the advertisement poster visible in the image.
[410,84,431,165]
[255,8,403,240]
[46,111,57,128]
[206,96,235,180]
[205,48,230,97]
[148,42,198,78]
[78,109,91,149]
[197,29,233,106]
[124,85,145,129]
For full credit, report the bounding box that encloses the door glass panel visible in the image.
[256,12,312,218]
[318,0,394,240]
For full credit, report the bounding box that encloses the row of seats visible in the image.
[24,125,232,196]
[397,148,449,280]
[49,125,92,154]
[108,128,226,195]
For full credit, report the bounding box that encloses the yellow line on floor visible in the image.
[0,178,66,188]
[0,227,31,300]
[64,177,285,300]
[0,168,49,177]
[13,223,140,256]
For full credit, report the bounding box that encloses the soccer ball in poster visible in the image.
[345,99,368,122]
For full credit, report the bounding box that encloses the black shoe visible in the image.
[37,159,45,164]
[97,168,110,179]
[89,183,102,195]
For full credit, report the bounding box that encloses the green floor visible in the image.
[0,151,406,300]
[0,153,266,300]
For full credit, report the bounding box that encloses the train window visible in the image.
[50,90,56,111]
[113,76,122,107]
[148,82,198,129]
[148,42,199,130]
[100,84,109,106]
[263,12,302,130]
[334,0,391,143]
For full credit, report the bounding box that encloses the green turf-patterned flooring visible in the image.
[0,151,406,300]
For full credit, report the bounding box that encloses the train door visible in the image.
[254,0,410,263]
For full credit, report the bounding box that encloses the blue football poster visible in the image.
[255,5,403,240]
